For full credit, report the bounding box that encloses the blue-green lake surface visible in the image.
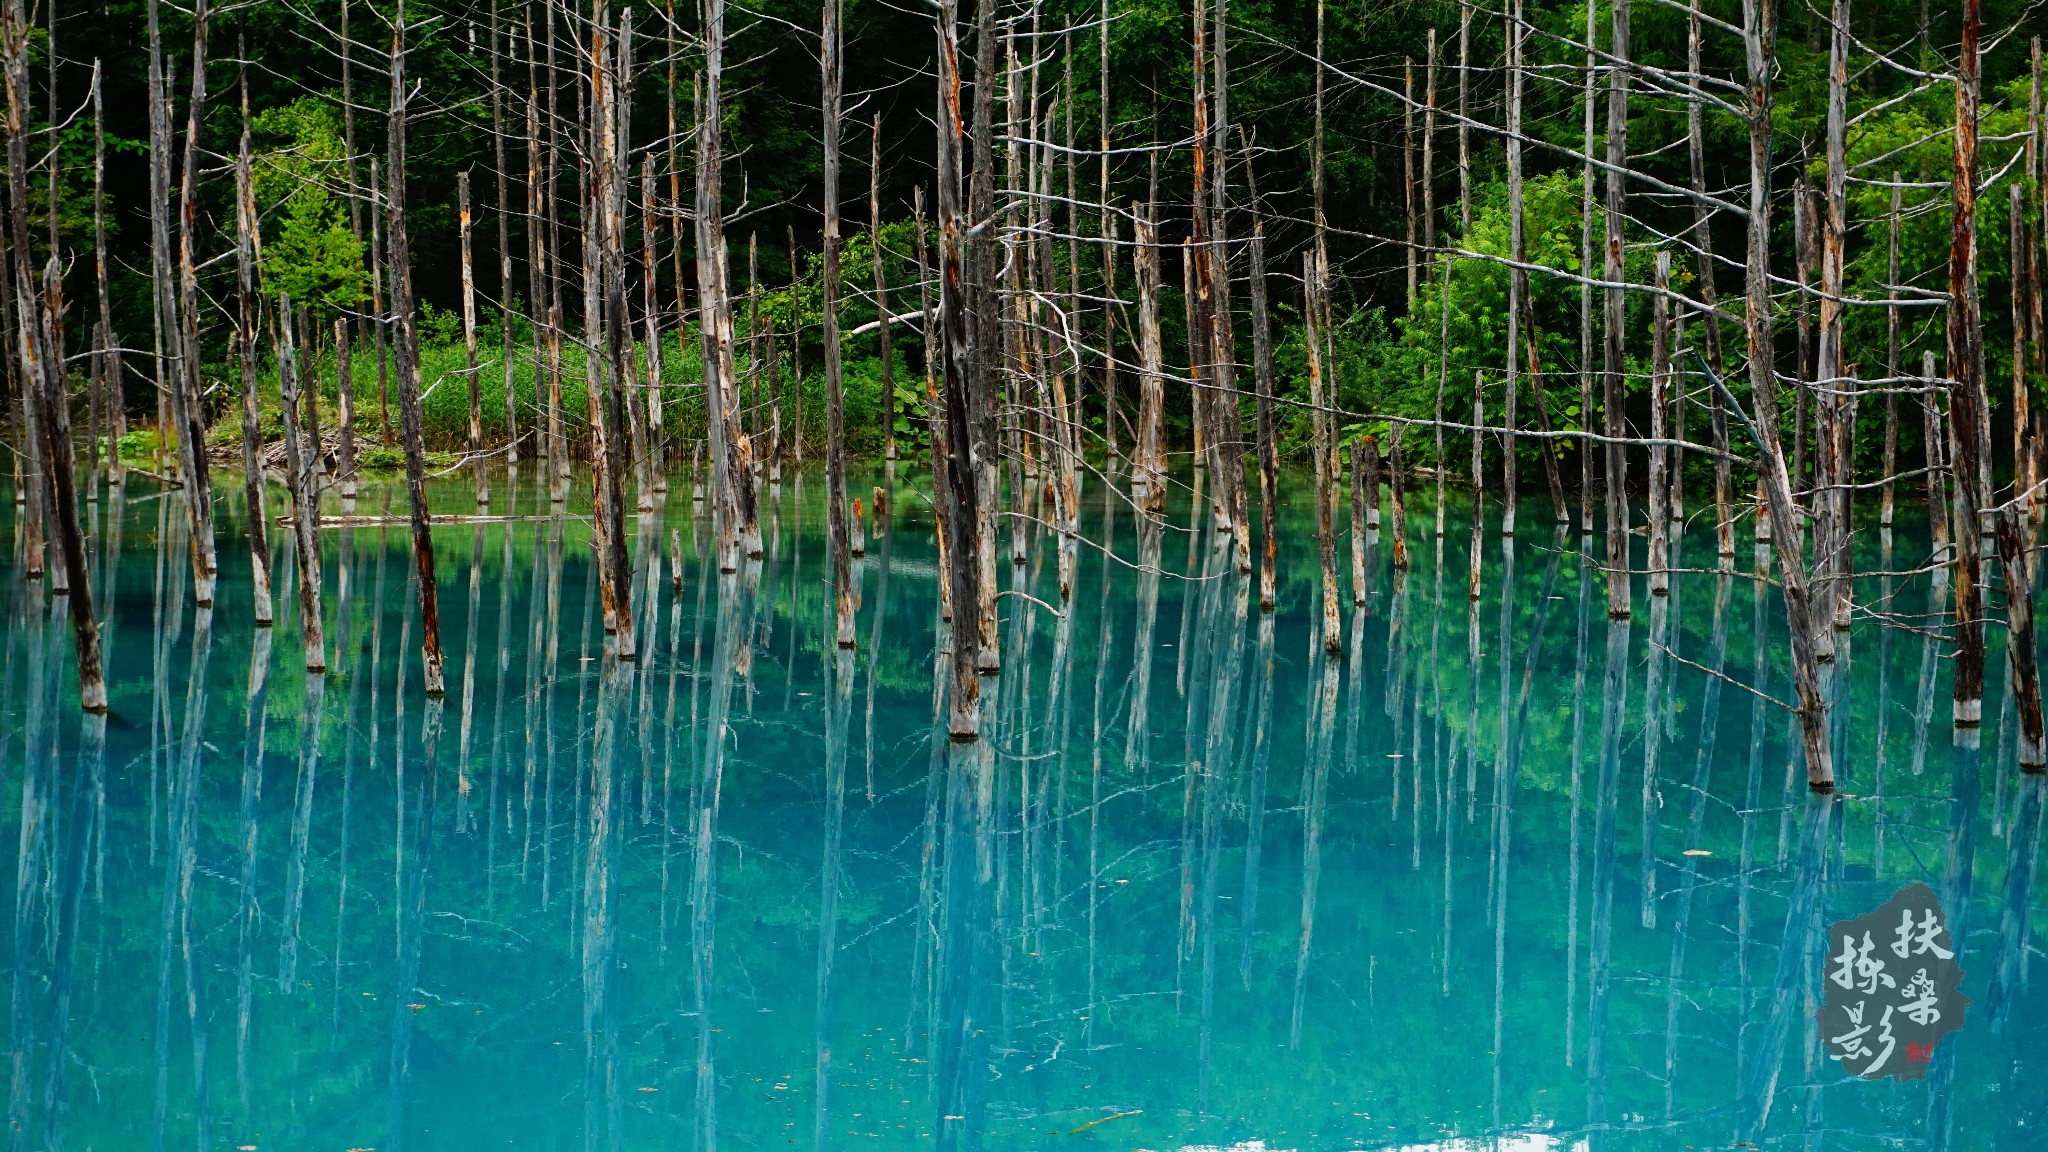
[2,467,2043,1151]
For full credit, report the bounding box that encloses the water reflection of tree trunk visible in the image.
[12,601,58,1144]
[1988,774,2043,1027]
[1737,794,1834,1142]
[1241,606,1274,989]
[691,567,757,1152]
[1564,539,1591,1065]
[1124,516,1163,775]
[582,648,627,1152]
[388,693,444,1152]
[1084,487,1118,1045]
[234,626,273,1117]
[1584,617,1628,1145]
[815,648,853,1148]
[43,703,104,1151]
[1662,573,1731,1122]
[1490,533,1562,1127]
[935,738,995,1152]
[281,669,326,993]
[154,606,213,1152]
[1289,652,1340,1049]
[1641,578,1669,929]
[1926,728,1982,1151]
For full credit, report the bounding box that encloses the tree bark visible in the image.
[823,0,854,649]
[388,0,445,696]
[1948,0,1987,726]
[277,296,327,673]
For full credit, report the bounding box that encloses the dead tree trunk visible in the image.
[461,171,488,506]
[1686,0,1730,557]
[697,0,760,568]
[934,0,984,737]
[822,0,854,649]
[277,296,327,674]
[388,0,445,697]
[872,113,895,464]
[174,0,220,605]
[233,133,274,625]
[1741,0,1833,789]
[91,62,122,492]
[1249,185,1279,610]
[29,256,105,710]
[1948,0,1987,726]
[1132,203,1165,511]
[1306,250,1341,655]
[493,0,518,468]
[1601,0,1632,620]
[1882,178,1901,527]
[1648,253,1672,596]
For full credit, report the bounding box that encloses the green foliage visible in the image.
[252,98,367,312]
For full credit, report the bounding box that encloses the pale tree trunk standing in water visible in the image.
[698,0,760,571]
[276,298,327,674]
[1948,0,1987,729]
[493,0,518,469]
[388,0,446,697]
[822,0,855,649]
[872,114,895,465]
[1131,204,1165,512]
[232,125,274,627]
[460,172,488,507]
[169,0,219,606]
[1741,0,1832,789]
[2,0,103,708]
[1687,0,1731,558]
[933,0,984,738]
[1306,250,1341,656]
[1601,0,1631,621]
[92,62,124,494]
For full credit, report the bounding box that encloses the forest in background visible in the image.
[10,0,2042,466]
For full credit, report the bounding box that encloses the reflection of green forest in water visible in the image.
[4,468,2045,1151]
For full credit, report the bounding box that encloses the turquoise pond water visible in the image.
[1,465,2043,1151]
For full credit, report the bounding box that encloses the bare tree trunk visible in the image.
[1578,0,1597,535]
[1814,0,1850,645]
[174,0,219,605]
[1306,250,1341,655]
[233,128,274,626]
[1132,204,1165,512]
[388,0,445,696]
[934,0,984,736]
[1742,0,1832,789]
[872,114,895,464]
[461,171,489,506]
[1882,178,1901,527]
[1601,0,1632,620]
[697,0,759,568]
[640,174,662,495]
[1680,0,1725,558]
[1948,0,1987,726]
[1350,439,1367,605]
[3,4,104,704]
[336,316,355,499]
[92,62,121,492]
[1249,185,1279,610]
[1403,55,1416,307]
[1099,0,1118,465]
[277,297,327,673]
[822,0,854,649]
[29,257,105,710]
[1503,0,1525,534]
[493,0,518,469]
[1648,253,1671,596]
